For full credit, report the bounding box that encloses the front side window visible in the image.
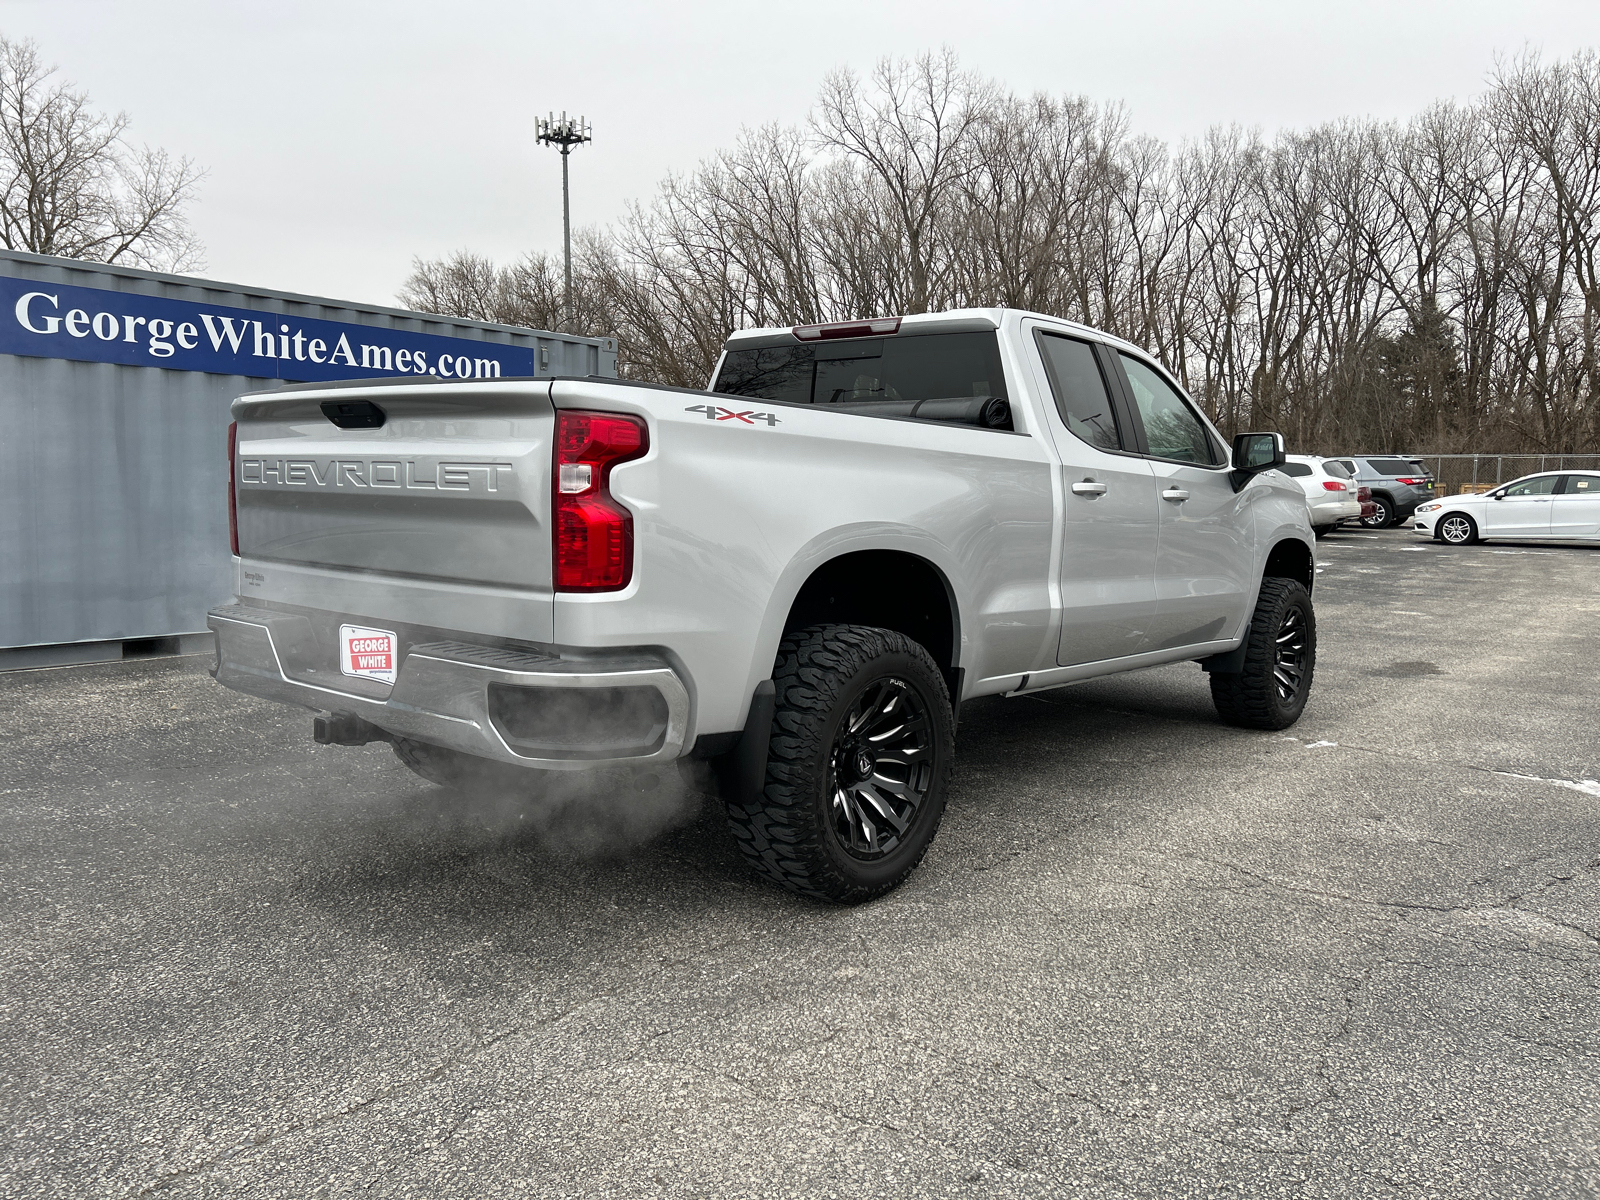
[1035,333,1122,452]
[1118,353,1219,466]
[1504,475,1560,497]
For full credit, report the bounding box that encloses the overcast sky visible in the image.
[6,0,1599,308]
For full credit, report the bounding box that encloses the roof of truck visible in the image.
[723,308,1143,354]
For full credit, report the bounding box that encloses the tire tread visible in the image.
[1210,577,1316,731]
[724,624,951,904]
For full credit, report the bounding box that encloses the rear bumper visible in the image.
[1309,498,1362,524]
[208,603,690,770]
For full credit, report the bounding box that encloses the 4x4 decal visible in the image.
[685,404,780,426]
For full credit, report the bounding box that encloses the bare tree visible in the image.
[402,48,1600,455]
[0,37,203,270]
[813,51,991,314]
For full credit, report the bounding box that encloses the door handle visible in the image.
[1162,488,1190,502]
[1071,481,1108,496]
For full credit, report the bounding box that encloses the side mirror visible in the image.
[1229,432,1285,491]
[1231,431,1285,471]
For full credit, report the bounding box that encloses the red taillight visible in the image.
[553,410,648,592]
[1395,477,1423,485]
[792,317,902,341]
[1322,480,1347,492]
[227,421,239,556]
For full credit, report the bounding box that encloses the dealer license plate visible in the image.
[340,624,399,686]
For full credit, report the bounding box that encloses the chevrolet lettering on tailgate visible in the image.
[237,459,513,491]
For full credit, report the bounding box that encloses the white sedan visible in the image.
[1280,455,1361,537]
[1412,471,1600,544]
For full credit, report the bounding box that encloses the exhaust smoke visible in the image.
[389,739,716,861]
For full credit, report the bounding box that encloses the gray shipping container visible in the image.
[0,250,618,669]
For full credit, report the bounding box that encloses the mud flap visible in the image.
[715,680,776,804]
[1198,644,1248,674]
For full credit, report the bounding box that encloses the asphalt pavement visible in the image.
[3,527,1598,1199]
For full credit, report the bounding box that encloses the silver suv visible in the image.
[1328,456,1436,528]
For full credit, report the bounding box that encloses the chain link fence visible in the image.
[1404,454,1600,495]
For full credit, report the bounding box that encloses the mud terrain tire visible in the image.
[725,624,954,904]
[1209,578,1316,731]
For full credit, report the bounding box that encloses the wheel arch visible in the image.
[1262,536,1314,593]
[782,548,961,684]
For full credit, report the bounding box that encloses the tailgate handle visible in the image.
[320,400,387,429]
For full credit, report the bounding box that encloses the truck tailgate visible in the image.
[233,381,554,595]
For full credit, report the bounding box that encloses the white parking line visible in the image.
[1496,771,1600,798]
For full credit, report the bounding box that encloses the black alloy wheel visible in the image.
[1438,513,1477,545]
[1360,496,1393,528]
[1272,603,1310,706]
[725,624,954,904]
[1210,577,1317,730]
[827,677,934,859]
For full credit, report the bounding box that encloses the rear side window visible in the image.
[1118,353,1220,466]
[1279,462,1314,478]
[1323,460,1352,479]
[1562,475,1600,493]
[1035,333,1122,452]
[1363,458,1416,476]
[713,332,1006,408]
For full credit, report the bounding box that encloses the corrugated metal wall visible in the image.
[1,251,617,663]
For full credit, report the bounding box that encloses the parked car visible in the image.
[1280,455,1361,537]
[208,308,1319,903]
[1413,471,1600,544]
[1328,456,1436,528]
[1356,486,1378,523]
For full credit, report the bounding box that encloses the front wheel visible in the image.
[725,625,954,904]
[1437,513,1478,545]
[1210,578,1316,730]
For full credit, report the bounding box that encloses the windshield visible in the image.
[714,331,1006,407]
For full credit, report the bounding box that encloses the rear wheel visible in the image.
[1360,495,1393,528]
[725,624,953,904]
[1437,513,1478,545]
[1210,578,1316,730]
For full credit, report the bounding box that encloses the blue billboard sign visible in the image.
[1,276,536,383]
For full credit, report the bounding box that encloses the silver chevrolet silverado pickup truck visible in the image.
[210,308,1316,902]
